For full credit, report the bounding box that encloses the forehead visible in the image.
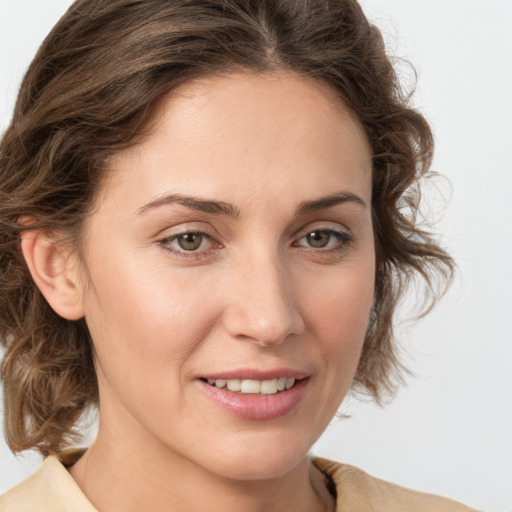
[100,70,372,212]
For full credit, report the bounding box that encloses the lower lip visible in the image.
[198,378,309,420]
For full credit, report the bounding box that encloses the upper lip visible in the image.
[199,368,309,381]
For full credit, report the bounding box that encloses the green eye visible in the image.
[176,233,204,251]
[305,231,331,248]
[158,230,220,260]
[295,228,353,252]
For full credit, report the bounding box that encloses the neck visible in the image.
[69,422,334,512]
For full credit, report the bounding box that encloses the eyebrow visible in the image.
[137,190,366,218]
[137,193,240,218]
[295,191,367,215]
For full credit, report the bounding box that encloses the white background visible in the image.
[1,1,511,511]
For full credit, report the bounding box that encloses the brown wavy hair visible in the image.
[0,0,453,456]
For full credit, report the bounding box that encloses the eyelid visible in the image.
[294,221,351,240]
[157,222,217,238]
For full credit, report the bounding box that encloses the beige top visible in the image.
[0,455,480,511]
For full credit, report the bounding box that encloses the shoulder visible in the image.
[313,457,481,512]
[0,455,96,512]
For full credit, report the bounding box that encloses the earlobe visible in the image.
[20,229,85,320]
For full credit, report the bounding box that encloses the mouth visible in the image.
[200,376,302,395]
[197,373,310,420]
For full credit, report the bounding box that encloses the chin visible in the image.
[195,430,312,481]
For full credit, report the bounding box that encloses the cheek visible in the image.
[81,262,227,432]
[302,257,375,381]
[305,259,374,339]
[287,259,375,438]
[81,252,221,383]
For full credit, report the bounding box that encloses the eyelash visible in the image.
[157,227,353,260]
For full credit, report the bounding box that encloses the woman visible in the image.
[0,0,479,510]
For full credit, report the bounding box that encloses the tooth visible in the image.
[215,379,226,388]
[260,379,278,394]
[213,377,297,393]
[285,377,295,390]
[226,379,241,391]
[241,380,261,394]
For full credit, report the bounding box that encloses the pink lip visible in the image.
[197,377,310,421]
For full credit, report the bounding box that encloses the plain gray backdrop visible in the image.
[1,1,511,511]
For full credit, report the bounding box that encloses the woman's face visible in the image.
[80,71,374,480]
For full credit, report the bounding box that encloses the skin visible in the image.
[28,71,375,512]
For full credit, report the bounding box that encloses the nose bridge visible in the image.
[223,247,304,346]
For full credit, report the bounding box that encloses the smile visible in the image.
[205,377,297,395]
[198,376,310,420]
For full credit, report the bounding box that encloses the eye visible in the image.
[158,230,220,259]
[295,228,352,250]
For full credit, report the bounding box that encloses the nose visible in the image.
[222,254,305,347]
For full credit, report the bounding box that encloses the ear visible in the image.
[20,229,85,320]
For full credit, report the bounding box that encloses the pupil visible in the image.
[307,231,330,248]
[178,233,202,251]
